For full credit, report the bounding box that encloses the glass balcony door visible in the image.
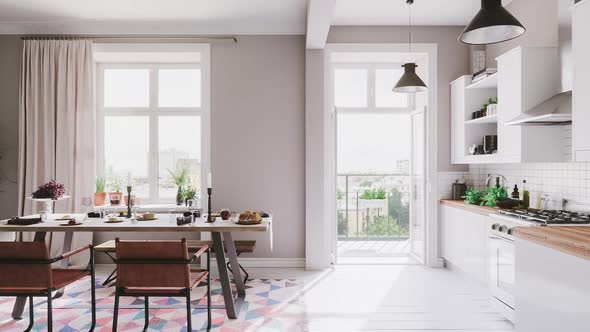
[410,107,426,262]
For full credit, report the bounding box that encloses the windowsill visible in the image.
[94,204,198,213]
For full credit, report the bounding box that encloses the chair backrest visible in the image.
[0,240,51,290]
[115,239,191,289]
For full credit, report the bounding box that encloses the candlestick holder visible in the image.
[126,186,132,218]
[206,187,214,223]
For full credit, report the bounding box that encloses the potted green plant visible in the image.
[184,185,197,206]
[168,167,189,205]
[463,187,484,205]
[359,188,388,210]
[108,176,123,206]
[94,176,107,206]
[481,186,509,207]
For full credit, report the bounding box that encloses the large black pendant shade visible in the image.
[393,63,427,93]
[460,0,525,45]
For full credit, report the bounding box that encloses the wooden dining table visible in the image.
[0,214,272,320]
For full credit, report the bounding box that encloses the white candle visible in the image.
[207,172,212,188]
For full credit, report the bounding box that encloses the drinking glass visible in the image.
[169,210,177,224]
[81,197,93,220]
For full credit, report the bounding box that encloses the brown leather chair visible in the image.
[0,239,96,332]
[113,238,211,332]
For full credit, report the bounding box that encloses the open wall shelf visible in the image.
[465,114,497,125]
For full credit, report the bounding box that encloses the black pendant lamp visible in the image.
[393,0,427,94]
[459,0,525,45]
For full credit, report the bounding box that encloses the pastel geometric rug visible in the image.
[0,277,306,331]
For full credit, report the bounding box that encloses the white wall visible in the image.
[485,0,558,65]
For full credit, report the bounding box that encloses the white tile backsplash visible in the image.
[438,171,469,200]
[466,163,590,210]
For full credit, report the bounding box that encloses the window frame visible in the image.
[333,63,414,114]
[96,59,209,204]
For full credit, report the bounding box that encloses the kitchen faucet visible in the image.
[485,174,507,188]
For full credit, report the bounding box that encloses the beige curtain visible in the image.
[18,39,95,266]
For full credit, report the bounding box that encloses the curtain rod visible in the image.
[21,36,237,43]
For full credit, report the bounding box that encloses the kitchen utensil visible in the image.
[452,182,467,200]
[483,135,498,154]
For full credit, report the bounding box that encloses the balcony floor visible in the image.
[337,239,416,264]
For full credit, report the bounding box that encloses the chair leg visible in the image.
[207,249,211,331]
[239,263,249,284]
[90,250,97,332]
[112,292,120,332]
[47,293,53,332]
[143,296,149,332]
[24,296,34,332]
[226,260,249,284]
[186,290,192,332]
[102,267,117,286]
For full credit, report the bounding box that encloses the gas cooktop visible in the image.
[499,209,590,225]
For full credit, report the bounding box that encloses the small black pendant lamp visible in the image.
[393,0,427,94]
[459,0,525,45]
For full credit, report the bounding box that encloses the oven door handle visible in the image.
[488,235,514,244]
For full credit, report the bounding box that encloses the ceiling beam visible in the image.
[306,0,336,49]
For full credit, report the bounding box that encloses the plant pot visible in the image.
[109,192,123,206]
[94,192,107,206]
[124,195,136,207]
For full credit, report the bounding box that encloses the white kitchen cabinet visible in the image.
[496,47,567,163]
[450,76,497,164]
[573,0,590,161]
[440,204,487,283]
[450,46,567,164]
[516,239,590,332]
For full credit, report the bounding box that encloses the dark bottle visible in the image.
[511,185,520,199]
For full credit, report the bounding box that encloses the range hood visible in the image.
[505,91,572,126]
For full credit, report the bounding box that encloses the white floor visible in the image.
[225,264,514,332]
[0,264,514,332]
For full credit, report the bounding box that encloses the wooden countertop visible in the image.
[440,199,500,216]
[513,226,590,261]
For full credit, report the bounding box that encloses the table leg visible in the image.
[53,232,73,299]
[223,232,246,297]
[11,232,46,319]
[211,232,238,319]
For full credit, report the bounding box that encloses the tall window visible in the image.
[97,63,205,203]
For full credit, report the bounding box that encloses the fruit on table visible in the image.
[220,209,231,220]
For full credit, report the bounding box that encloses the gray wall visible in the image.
[327,26,471,172]
[0,35,306,260]
[0,36,20,221]
[486,0,558,65]
[210,36,306,259]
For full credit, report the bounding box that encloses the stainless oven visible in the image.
[488,219,517,322]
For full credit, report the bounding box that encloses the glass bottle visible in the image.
[522,180,530,209]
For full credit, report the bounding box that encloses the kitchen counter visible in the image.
[513,226,590,261]
[440,199,500,216]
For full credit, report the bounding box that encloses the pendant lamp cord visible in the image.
[407,0,413,54]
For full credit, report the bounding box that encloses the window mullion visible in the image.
[149,67,160,203]
[368,65,376,109]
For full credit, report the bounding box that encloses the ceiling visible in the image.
[0,0,521,35]
[0,0,307,34]
[332,0,513,26]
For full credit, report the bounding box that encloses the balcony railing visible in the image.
[337,173,410,241]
